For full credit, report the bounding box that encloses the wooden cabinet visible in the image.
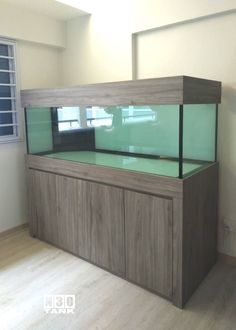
[125,191,173,298]
[28,169,171,294]
[28,170,58,245]
[55,175,78,254]
[79,181,125,276]
[28,169,125,276]
[28,170,77,253]
[26,157,218,308]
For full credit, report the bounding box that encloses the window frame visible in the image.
[0,38,21,143]
[56,106,156,133]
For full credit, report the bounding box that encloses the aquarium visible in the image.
[25,104,218,178]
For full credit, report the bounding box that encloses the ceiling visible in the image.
[2,0,90,21]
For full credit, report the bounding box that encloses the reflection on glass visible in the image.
[183,104,216,162]
[25,105,217,178]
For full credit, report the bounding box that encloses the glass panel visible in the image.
[0,44,9,56]
[25,105,216,178]
[47,151,204,178]
[26,107,53,154]
[0,126,13,136]
[95,105,179,157]
[0,72,10,84]
[183,104,216,162]
[0,58,10,70]
[57,106,80,131]
[0,86,11,98]
[0,99,12,111]
[0,113,13,125]
[87,106,112,127]
[57,106,113,131]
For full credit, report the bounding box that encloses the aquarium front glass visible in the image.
[25,104,217,178]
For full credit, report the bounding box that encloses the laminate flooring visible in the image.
[0,227,236,330]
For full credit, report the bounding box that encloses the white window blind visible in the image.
[0,39,19,142]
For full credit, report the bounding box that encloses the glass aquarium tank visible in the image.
[25,103,218,178]
[23,77,221,309]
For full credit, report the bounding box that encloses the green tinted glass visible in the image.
[183,104,216,162]
[26,107,53,154]
[46,151,203,177]
[95,105,179,157]
[25,104,217,178]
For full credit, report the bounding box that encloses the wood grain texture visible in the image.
[28,169,125,276]
[125,190,173,298]
[26,158,219,308]
[1,228,236,330]
[29,170,58,245]
[55,175,78,254]
[28,170,77,254]
[26,155,183,198]
[172,197,184,308]
[27,169,38,237]
[182,163,218,305]
[183,76,221,104]
[79,181,125,276]
[21,76,221,107]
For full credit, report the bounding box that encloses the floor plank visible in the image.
[0,228,236,330]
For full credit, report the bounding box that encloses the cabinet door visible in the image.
[78,181,125,276]
[55,175,78,254]
[28,170,77,254]
[28,170,125,276]
[28,170,58,245]
[125,190,173,298]
[27,169,38,237]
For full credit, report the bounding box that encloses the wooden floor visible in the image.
[1,227,236,330]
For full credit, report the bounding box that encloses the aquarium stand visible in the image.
[26,155,218,308]
[22,76,221,308]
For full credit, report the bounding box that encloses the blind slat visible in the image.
[0,40,19,141]
[0,84,16,86]
[0,123,18,127]
[0,97,16,100]
[0,110,17,113]
[0,70,15,73]
[0,55,14,60]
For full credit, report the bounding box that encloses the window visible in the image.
[57,106,155,132]
[120,106,156,124]
[57,107,81,131]
[0,39,19,142]
[57,106,112,132]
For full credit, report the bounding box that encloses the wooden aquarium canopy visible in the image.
[21,76,221,108]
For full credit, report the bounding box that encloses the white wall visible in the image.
[131,0,236,31]
[62,14,132,85]
[62,0,236,84]
[0,1,66,47]
[19,41,62,89]
[1,0,236,257]
[0,4,63,233]
[136,12,236,257]
[61,0,236,257]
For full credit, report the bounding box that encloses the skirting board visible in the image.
[218,253,236,267]
[0,223,28,239]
